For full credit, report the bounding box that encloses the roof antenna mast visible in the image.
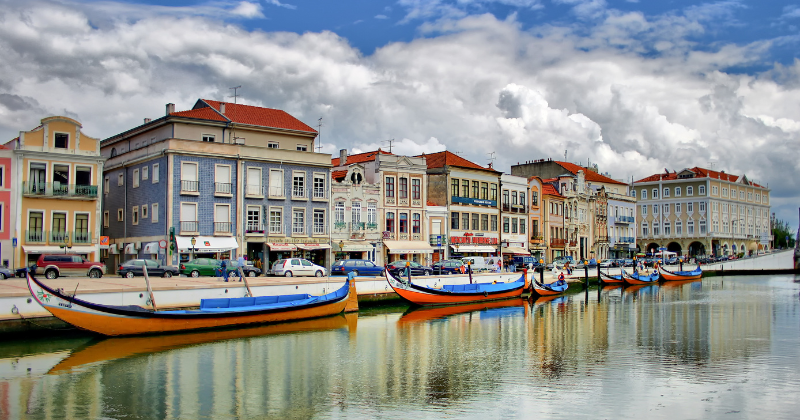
[383,138,394,153]
[488,151,496,168]
[316,117,323,153]
[229,85,241,104]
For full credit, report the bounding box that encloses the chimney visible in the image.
[166,103,175,115]
[339,149,347,165]
[144,118,152,124]
[220,102,226,114]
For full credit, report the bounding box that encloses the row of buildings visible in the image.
[0,101,773,272]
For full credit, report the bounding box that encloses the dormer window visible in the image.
[54,133,68,149]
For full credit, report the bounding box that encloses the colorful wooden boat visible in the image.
[27,273,356,336]
[622,270,660,285]
[658,264,702,281]
[384,269,526,306]
[397,298,526,325]
[599,270,624,284]
[530,279,568,296]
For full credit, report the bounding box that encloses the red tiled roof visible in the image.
[421,151,498,172]
[331,170,348,182]
[634,167,764,186]
[542,184,562,198]
[332,150,392,166]
[555,161,627,185]
[173,100,317,133]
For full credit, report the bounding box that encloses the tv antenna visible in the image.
[383,138,394,153]
[229,85,242,104]
[487,151,496,167]
[315,117,323,153]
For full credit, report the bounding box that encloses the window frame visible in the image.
[152,202,159,223]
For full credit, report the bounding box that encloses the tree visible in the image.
[772,218,796,249]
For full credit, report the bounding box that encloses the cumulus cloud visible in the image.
[0,0,798,224]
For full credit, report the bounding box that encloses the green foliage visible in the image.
[772,218,797,248]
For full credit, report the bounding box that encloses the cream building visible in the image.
[634,167,771,257]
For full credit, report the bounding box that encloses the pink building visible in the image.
[0,144,13,269]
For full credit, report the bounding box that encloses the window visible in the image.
[180,203,197,232]
[642,222,648,236]
[699,220,707,234]
[462,180,469,198]
[103,211,109,228]
[699,185,706,195]
[54,133,68,148]
[142,166,149,180]
[292,209,305,234]
[296,144,308,152]
[491,215,498,231]
[118,173,124,186]
[368,202,377,224]
[663,188,669,197]
[313,210,325,235]
[653,204,658,214]
[335,202,345,224]
[503,217,510,233]
[412,179,421,200]
[269,208,282,234]
[641,205,647,215]
[311,174,326,199]
[712,202,718,211]
[132,206,139,225]
[451,179,459,197]
[117,208,124,221]
[387,212,395,232]
[675,187,681,197]
[481,182,489,200]
[142,204,148,219]
[631,190,636,198]
[512,218,518,234]
[451,212,459,230]
[399,213,408,233]
[130,168,140,188]
[722,188,728,197]
[269,169,284,197]
[641,189,647,199]
[481,214,489,231]
[152,203,159,223]
[352,201,362,226]
[653,222,660,236]
[462,213,470,231]
[50,213,66,243]
[699,202,706,212]
[152,163,159,183]
[520,193,526,208]
[268,142,279,149]
[399,177,408,199]
[676,221,682,235]
[520,218,526,234]
[531,191,538,205]
[246,206,262,232]
[512,191,518,205]
[675,203,681,213]
[472,181,479,199]
[412,213,421,234]
[292,172,306,198]
[712,186,718,195]
[472,213,479,230]
[663,204,669,214]
[664,222,671,236]
[244,167,262,196]
[181,162,198,192]
[214,204,230,232]
[502,190,509,207]
[687,220,694,234]
[202,134,215,142]
[687,202,693,213]
[386,177,395,198]
[74,214,89,243]
[739,190,744,199]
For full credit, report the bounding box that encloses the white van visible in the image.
[462,257,492,272]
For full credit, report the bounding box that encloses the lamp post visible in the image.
[338,240,344,262]
[190,236,197,261]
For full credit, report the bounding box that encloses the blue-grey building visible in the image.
[101,100,331,272]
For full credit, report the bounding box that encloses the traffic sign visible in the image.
[436,235,442,246]
[159,239,168,248]
[12,237,17,247]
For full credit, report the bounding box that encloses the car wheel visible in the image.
[351,270,359,276]
[125,271,135,278]
[191,270,200,278]
[89,269,102,278]
[163,271,173,278]
[248,271,256,277]
[284,271,293,277]
[45,269,58,279]
[315,270,323,277]
[424,270,431,276]
[0,273,6,280]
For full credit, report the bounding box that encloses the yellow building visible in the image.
[7,116,104,267]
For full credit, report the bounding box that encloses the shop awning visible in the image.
[22,245,97,254]
[142,242,161,254]
[124,243,138,254]
[176,236,239,253]
[384,240,434,254]
[503,247,530,255]
[296,243,331,251]
[341,242,374,252]
[267,243,297,251]
[109,243,119,254]
[450,245,497,253]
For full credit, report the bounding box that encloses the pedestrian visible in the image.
[220,259,229,282]
[237,254,246,281]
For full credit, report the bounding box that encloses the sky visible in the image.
[0,0,799,230]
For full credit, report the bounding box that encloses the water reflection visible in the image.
[1,276,798,419]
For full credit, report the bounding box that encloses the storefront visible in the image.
[336,241,376,262]
[383,240,434,265]
[449,245,498,259]
[175,236,239,264]
[266,241,332,271]
[296,243,331,267]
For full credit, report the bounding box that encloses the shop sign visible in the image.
[267,237,330,244]
[451,196,497,207]
[450,235,498,245]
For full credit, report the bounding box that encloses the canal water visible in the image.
[1,275,799,419]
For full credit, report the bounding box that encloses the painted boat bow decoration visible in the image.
[384,269,525,306]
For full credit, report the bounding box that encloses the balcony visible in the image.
[615,236,635,244]
[215,182,233,195]
[312,224,327,235]
[245,184,264,197]
[73,230,91,244]
[50,230,69,243]
[180,180,199,194]
[614,216,634,224]
[22,182,98,199]
[550,238,566,247]
[268,186,284,199]
[351,222,365,231]
[501,203,528,213]
[26,230,46,243]
[569,240,578,247]
[246,222,265,234]
[268,223,282,235]
[214,222,232,233]
[180,221,198,233]
[334,221,347,230]
[292,224,306,235]
[530,235,544,243]
[366,222,378,230]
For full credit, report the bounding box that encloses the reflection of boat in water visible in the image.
[531,295,568,306]
[384,269,526,306]
[658,264,702,281]
[397,298,526,325]
[622,284,658,295]
[27,273,355,336]
[49,314,353,374]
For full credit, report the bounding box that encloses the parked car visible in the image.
[599,259,614,268]
[16,264,37,278]
[331,259,384,277]
[461,257,492,272]
[387,260,433,276]
[431,260,466,275]
[621,259,634,267]
[270,259,326,277]
[118,259,179,278]
[36,254,106,279]
[0,266,13,279]
[179,258,220,277]
[223,260,262,277]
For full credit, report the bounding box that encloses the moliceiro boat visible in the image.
[27,273,356,336]
[384,268,526,306]
[530,278,568,296]
[658,264,702,281]
[599,270,624,285]
[622,270,659,285]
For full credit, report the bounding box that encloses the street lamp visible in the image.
[190,236,197,260]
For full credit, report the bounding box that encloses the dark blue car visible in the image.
[330,259,384,277]
[431,260,465,275]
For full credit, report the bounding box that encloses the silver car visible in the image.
[270,258,326,277]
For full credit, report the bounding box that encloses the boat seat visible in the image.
[200,298,230,309]
[229,297,256,308]
[278,294,310,302]
[254,296,279,305]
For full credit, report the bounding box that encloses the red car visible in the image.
[36,254,106,279]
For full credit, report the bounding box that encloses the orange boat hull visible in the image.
[659,271,702,281]
[392,285,523,306]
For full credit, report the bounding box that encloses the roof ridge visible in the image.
[199,99,232,122]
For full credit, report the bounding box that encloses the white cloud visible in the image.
[230,1,263,18]
[375,14,388,20]
[0,0,798,224]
